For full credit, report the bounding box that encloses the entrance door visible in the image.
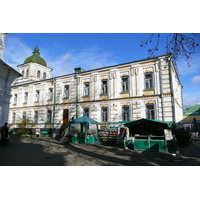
[63,109,69,123]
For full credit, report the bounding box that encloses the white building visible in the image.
[8,46,183,131]
[0,33,21,126]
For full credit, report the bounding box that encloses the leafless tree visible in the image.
[140,33,199,68]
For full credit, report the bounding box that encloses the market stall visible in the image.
[68,116,99,144]
[124,118,175,152]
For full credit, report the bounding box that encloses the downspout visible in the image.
[75,73,78,119]
[158,61,165,121]
[52,77,56,132]
[168,54,176,123]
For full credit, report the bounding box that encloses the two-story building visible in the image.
[8,46,183,131]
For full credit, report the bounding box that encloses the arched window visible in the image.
[37,70,41,78]
[26,69,29,78]
[22,70,24,76]
[43,72,46,79]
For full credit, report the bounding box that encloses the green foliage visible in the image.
[59,122,69,138]
[174,129,190,146]
[16,117,36,137]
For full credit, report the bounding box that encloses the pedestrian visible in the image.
[1,123,8,146]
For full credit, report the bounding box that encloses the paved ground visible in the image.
[0,136,199,166]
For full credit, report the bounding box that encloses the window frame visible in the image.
[101,79,108,95]
[121,76,129,92]
[34,111,38,123]
[13,94,17,105]
[37,70,41,78]
[63,85,70,99]
[83,108,90,118]
[24,92,28,104]
[35,90,40,102]
[12,112,16,123]
[101,107,108,122]
[146,103,155,119]
[48,88,53,101]
[122,105,130,121]
[144,72,153,90]
[83,82,90,97]
[47,110,52,124]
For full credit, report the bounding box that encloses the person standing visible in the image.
[1,123,8,146]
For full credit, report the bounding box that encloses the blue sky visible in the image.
[3,33,200,108]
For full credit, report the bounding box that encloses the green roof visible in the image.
[184,104,200,116]
[24,46,47,67]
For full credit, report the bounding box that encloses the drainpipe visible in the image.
[74,72,78,119]
[52,77,56,132]
[158,61,164,121]
[168,54,176,123]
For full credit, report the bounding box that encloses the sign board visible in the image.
[164,129,173,140]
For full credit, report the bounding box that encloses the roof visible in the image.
[0,59,22,77]
[183,119,200,124]
[70,116,98,124]
[184,104,200,116]
[124,118,173,129]
[24,46,47,67]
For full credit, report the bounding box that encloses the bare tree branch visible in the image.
[140,33,199,69]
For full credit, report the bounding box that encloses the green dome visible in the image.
[24,46,47,67]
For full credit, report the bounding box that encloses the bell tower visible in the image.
[14,46,53,85]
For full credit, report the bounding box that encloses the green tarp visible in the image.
[124,118,173,135]
[70,116,98,125]
[69,116,99,144]
[124,118,172,128]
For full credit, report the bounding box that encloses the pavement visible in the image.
[0,136,200,166]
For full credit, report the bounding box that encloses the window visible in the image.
[22,70,24,77]
[63,85,69,99]
[122,105,130,121]
[26,69,29,78]
[43,72,46,79]
[48,88,53,101]
[35,90,40,102]
[12,113,16,123]
[14,94,17,105]
[83,108,89,117]
[34,111,38,123]
[121,76,129,92]
[37,70,41,78]
[146,104,155,119]
[101,80,108,94]
[23,111,26,119]
[101,107,108,122]
[47,110,52,124]
[145,73,153,89]
[83,82,90,96]
[24,92,28,103]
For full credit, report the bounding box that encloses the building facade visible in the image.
[0,33,22,126]
[8,46,183,130]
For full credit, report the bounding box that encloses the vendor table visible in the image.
[134,135,165,151]
[70,135,95,144]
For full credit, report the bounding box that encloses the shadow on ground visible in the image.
[0,137,65,166]
[0,137,184,166]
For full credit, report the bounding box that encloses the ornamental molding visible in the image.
[142,65,154,70]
